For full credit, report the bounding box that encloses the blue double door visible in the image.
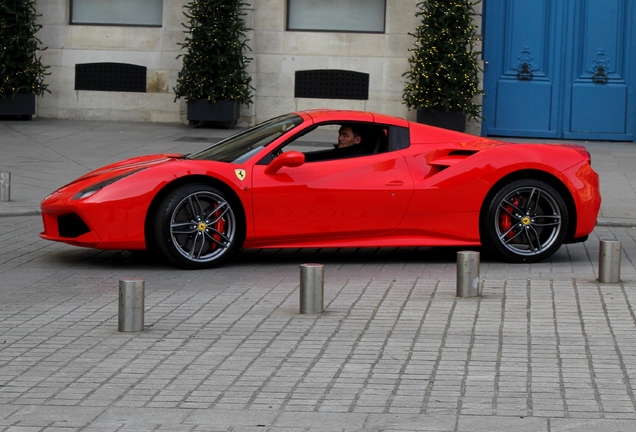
[482,0,636,141]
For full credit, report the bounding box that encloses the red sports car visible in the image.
[40,110,601,269]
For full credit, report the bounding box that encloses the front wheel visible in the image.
[154,184,241,269]
[481,179,569,263]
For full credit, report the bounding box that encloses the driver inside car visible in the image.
[333,124,366,157]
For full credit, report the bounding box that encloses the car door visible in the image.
[249,138,414,245]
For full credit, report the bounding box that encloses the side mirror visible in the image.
[264,150,305,175]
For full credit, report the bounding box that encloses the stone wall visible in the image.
[35,0,186,123]
[34,0,482,134]
[248,0,419,124]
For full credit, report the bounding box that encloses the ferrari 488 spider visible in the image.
[40,110,601,268]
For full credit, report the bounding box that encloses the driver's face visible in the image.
[337,126,361,148]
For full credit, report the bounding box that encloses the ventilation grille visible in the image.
[58,213,90,238]
[75,63,147,92]
[295,70,369,100]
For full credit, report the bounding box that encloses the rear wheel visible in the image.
[154,184,240,269]
[481,179,569,263]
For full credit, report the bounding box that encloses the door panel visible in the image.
[578,0,622,69]
[505,0,548,80]
[570,84,627,134]
[483,0,562,137]
[483,0,636,141]
[563,0,634,139]
[495,81,552,132]
[250,153,414,244]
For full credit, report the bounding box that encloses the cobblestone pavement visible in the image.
[1,217,635,431]
[1,119,636,431]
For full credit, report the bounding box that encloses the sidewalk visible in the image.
[0,119,235,216]
[1,118,636,431]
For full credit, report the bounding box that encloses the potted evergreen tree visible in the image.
[403,0,482,132]
[0,0,49,119]
[174,0,253,128]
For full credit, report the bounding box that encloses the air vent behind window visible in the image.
[295,70,369,100]
[75,63,147,92]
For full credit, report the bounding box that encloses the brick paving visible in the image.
[1,119,636,431]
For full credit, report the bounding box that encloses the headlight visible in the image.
[72,169,145,200]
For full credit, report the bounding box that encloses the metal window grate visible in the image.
[75,63,147,92]
[295,70,369,100]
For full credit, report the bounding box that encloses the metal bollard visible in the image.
[0,171,10,202]
[118,279,145,332]
[300,263,324,314]
[457,251,480,297]
[598,239,621,283]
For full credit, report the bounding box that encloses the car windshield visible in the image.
[187,113,303,163]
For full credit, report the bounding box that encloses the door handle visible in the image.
[386,180,404,186]
[516,62,533,81]
[592,65,608,84]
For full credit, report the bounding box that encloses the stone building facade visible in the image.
[34,0,482,133]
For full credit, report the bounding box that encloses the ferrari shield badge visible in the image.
[234,169,246,181]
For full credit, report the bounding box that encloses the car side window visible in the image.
[387,126,410,151]
[263,123,395,165]
[283,125,336,155]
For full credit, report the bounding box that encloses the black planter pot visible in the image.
[416,109,466,132]
[187,99,239,128]
[0,93,36,120]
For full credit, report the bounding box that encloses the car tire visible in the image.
[154,183,240,269]
[481,179,569,263]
